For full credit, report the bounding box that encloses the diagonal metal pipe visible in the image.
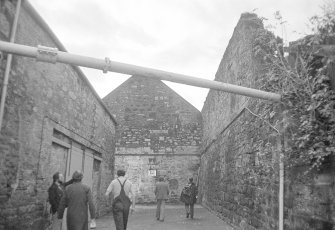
[0,41,282,102]
[0,0,22,133]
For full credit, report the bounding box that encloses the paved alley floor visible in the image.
[96,205,233,230]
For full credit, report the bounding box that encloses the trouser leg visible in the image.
[123,207,130,230]
[185,204,190,216]
[190,203,194,218]
[62,208,67,230]
[156,200,162,219]
[51,213,62,230]
[159,200,165,221]
[113,210,124,230]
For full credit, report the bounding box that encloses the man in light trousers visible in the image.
[154,177,169,222]
[105,169,135,230]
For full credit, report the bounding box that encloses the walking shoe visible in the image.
[90,219,96,229]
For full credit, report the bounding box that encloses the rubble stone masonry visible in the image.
[0,1,116,229]
[199,13,335,230]
[103,76,202,203]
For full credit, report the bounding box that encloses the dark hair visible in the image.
[189,178,193,183]
[117,169,126,177]
[53,172,60,182]
[159,177,164,182]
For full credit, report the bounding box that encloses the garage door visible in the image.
[67,145,84,179]
[83,151,94,189]
[49,143,68,184]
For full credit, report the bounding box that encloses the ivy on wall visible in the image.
[253,6,335,172]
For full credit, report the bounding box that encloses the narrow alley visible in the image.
[1,0,334,230]
[96,205,233,230]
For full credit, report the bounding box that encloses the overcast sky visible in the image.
[29,0,324,111]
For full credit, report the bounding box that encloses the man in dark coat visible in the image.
[58,171,95,230]
[154,177,170,221]
[180,178,198,219]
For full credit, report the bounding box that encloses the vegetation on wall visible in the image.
[253,2,335,172]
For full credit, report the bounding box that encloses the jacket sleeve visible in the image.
[64,179,73,187]
[57,190,68,219]
[87,188,96,219]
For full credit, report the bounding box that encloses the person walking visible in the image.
[154,177,169,222]
[180,178,198,219]
[58,171,96,230]
[105,169,135,230]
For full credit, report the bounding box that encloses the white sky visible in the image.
[29,0,324,111]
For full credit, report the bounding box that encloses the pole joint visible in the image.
[36,45,58,63]
[103,57,111,73]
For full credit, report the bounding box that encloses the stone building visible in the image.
[103,76,202,203]
[199,13,335,230]
[0,1,116,229]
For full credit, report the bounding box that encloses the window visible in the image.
[93,159,101,172]
[148,169,156,176]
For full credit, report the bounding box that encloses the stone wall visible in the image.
[103,76,202,203]
[284,159,335,230]
[0,1,116,229]
[199,12,335,230]
[200,13,278,230]
[116,155,200,203]
[200,108,279,229]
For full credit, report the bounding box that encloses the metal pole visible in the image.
[276,132,285,230]
[278,105,286,230]
[0,41,282,102]
[0,0,22,133]
[279,147,284,230]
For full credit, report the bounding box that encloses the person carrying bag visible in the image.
[180,178,198,219]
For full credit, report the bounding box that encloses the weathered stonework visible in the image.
[116,155,200,203]
[199,12,335,230]
[0,1,116,229]
[103,76,202,203]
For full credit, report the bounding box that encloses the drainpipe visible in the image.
[278,109,286,230]
[277,132,284,230]
[0,0,22,133]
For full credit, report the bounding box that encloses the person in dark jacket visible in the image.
[48,172,74,230]
[48,172,65,230]
[180,178,198,219]
[58,171,96,230]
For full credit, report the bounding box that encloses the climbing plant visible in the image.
[252,7,335,172]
